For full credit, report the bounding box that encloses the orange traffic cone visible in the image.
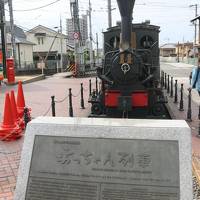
[17,81,25,118]
[0,93,22,141]
[10,90,25,130]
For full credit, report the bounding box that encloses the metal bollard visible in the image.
[161,71,164,88]
[187,88,192,122]
[199,121,200,136]
[51,96,56,117]
[179,84,184,111]
[164,73,167,89]
[24,107,30,128]
[69,88,73,117]
[89,79,92,96]
[167,75,170,93]
[170,76,173,97]
[198,105,200,120]
[96,77,98,95]
[80,83,85,109]
[174,80,178,103]
[189,72,192,85]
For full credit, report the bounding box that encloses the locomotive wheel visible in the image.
[91,103,103,115]
[152,103,165,116]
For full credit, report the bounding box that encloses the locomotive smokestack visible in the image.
[117,0,135,51]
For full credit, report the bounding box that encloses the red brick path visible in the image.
[0,75,93,200]
[0,140,23,200]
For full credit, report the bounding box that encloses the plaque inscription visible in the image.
[25,136,180,199]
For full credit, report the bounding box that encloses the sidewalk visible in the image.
[162,70,200,186]
[164,62,194,69]
[2,74,45,85]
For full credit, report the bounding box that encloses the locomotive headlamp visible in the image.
[121,63,131,75]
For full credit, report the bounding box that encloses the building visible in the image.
[160,43,176,57]
[0,23,35,69]
[26,25,68,72]
[176,42,193,59]
[66,15,88,47]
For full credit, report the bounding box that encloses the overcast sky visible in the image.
[5,0,200,46]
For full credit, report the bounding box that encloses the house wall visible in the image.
[5,43,34,68]
[16,44,34,64]
[26,27,67,54]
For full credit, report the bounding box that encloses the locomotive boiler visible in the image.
[89,0,168,118]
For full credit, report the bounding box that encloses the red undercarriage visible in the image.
[105,90,148,108]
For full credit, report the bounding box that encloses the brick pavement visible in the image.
[0,71,200,199]
[0,74,94,200]
[162,66,200,189]
[0,140,23,200]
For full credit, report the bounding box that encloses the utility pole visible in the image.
[108,0,112,28]
[89,0,93,69]
[0,0,6,78]
[96,33,99,65]
[8,0,17,67]
[60,16,63,72]
[190,4,198,44]
[70,0,80,74]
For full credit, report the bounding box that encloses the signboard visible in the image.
[25,136,180,199]
[37,62,45,69]
[73,32,80,40]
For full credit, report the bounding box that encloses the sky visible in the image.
[4,0,200,47]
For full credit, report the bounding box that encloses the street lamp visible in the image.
[54,26,63,73]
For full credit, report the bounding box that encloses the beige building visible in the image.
[176,42,193,58]
[26,25,68,71]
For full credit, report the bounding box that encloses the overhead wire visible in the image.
[13,0,61,12]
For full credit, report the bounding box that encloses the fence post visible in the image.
[187,88,192,122]
[179,84,184,111]
[174,80,178,103]
[167,75,170,93]
[51,96,56,117]
[170,76,173,97]
[69,88,73,117]
[80,83,85,109]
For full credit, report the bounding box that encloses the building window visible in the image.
[37,37,44,45]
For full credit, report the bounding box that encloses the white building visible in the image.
[66,15,88,47]
[26,25,68,71]
[0,23,35,69]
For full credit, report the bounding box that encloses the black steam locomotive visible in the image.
[89,0,168,118]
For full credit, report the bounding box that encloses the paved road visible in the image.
[161,62,193,78]
[160,62,200,106]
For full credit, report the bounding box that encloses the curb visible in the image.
[193,156,200,184]
[22,74,45,84]
[4,75,45,85]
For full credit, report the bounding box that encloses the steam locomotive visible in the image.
[89,0,168,118]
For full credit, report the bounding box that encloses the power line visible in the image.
[13,0,61,12]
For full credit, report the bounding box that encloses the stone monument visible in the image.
[14,117,192,200]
